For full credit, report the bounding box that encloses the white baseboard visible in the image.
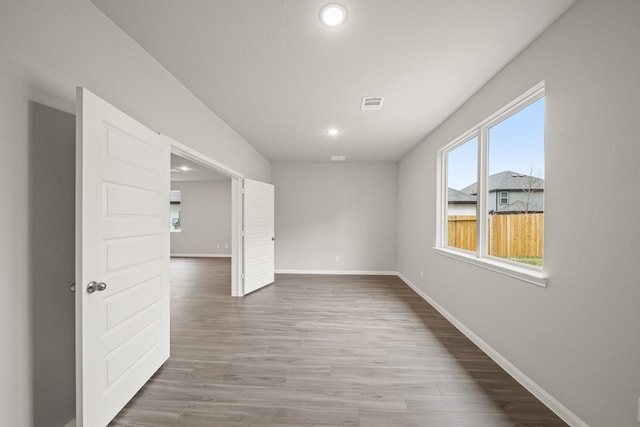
[62,418,76,427]
[396,273,588,427]
[275,269,398,276]
[171,253,231,258]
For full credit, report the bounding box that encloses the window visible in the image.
[437,83,546,285]
[170,190,181,232]
[446,136,478,252]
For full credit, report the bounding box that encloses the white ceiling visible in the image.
[92,0,576,163]
[171,153,230,182]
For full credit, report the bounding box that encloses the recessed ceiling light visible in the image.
[170,168,181,173]
[326,128,340,136]
[320,4,347,27]
[331,155,347,161]
[179,166,190,171]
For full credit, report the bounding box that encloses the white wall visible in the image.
[273,163,397,273]
[0,1,270,426]
[397,1,640,426]
[170,180,231,256]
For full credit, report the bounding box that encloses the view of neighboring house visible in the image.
[451,170,544,214]
[447,187,477,215]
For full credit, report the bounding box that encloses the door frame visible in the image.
[164,135,244,297]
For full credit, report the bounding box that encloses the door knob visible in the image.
[87,281,107,294]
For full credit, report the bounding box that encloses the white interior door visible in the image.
[75,88,170,426]
[243,178,275,294]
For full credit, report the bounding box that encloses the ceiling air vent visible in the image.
[361,96,384,111]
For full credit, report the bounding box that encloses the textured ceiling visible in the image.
[92,0,576,162]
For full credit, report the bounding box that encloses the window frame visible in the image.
[169,190,182,232]
[435,82,547,287]
[499,191,509,205]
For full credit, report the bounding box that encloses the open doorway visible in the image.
[167,147,242,296]
[167,140,244,297]
[170,153,233,296]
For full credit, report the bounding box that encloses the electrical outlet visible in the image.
[420,270,424,279]
[335,256,340,263]
[217,243,220,248]
[225,243,229,248]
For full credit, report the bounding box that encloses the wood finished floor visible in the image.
[110,258,567,427]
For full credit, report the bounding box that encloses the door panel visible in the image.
[76,88,170,426]
[243,178,275,294]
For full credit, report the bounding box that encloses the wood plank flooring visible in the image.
[109,257,567,427]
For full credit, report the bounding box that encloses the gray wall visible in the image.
[29,103,76,427]
[397,0,640,426]
[273,163,397,273]
[170,180,231,256]
[0,1,270,426]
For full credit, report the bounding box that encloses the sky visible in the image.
[448,98,545,190]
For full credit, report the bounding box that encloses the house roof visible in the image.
[460,171,544,195]
[448,188,477,204]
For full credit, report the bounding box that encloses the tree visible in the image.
[519,167,543,214]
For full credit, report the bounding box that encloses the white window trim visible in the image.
[435,81,547,287]
[499,191,509,205]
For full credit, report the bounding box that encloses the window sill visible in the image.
[433,247,548,287]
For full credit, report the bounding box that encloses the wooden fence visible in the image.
[448,215,477,252]
[448,213,543,257]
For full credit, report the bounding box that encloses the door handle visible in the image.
[70,283,76,293]
[86,281,107,294]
